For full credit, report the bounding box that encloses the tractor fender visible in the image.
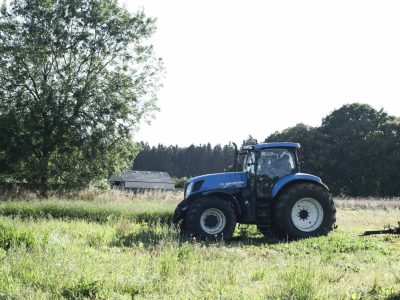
[271,173,329,199]
[184,189,242,216]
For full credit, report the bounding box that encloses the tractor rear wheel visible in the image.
[185,196,236,240]
[272,183,336,239]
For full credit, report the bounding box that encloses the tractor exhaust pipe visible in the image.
[232,142,238,172]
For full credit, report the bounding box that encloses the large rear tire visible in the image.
[185,196,236,240]
[272,183,336,239]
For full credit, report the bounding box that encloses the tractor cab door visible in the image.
[243,151,257,193]
[256,148,296,200]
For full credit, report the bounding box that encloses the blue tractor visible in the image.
[173,142,336,240]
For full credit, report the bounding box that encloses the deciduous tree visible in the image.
[0,0,163,196]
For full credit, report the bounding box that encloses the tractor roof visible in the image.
[243,142,300,151]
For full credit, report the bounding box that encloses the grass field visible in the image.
[0,191,399,299]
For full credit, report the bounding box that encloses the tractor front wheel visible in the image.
[185,196,236,240]
[172,201,187,234]
[272,183,336,239]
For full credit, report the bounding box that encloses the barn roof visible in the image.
[108,170,174,184]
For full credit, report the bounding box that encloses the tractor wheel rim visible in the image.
[200,208,226,235]
[291,197,324,232]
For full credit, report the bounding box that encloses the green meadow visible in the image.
[0,191,399,299]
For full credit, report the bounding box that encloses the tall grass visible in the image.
[0,209,399,299]
[0,190,400,298]
[0,188,183,203]
[0,199,174,223]
[335,197,400,210]
[0,190,399,226]
[0,219,37,250]
[0,189,182,224]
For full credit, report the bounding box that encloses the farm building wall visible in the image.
[108,170,175,190]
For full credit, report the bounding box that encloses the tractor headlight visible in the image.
[185,182,193,199]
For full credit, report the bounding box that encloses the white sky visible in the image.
[126,0,400,147]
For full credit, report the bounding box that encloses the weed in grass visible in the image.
[115,218,132,237]
[390,266,400,284]
[251,269,266,282]
[266,264,319,300]
[0,248,6,259]
[86,231,106,247]
[346,278,398,300]
[113,222,178,247]
[0,219,36,250]
[119,283,141,298]
[177,243,194,262]
[62,277,102,299]
[344,263,360,273]
[158,257,172,277]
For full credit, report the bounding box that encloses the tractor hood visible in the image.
[185,172,247,198]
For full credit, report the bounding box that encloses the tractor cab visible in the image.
[239,143,300,200]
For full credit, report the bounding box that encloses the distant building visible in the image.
[108,170,175,190]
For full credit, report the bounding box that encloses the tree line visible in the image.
[134,103,400,197]
[133,143,235,179]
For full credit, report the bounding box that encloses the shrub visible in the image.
[173,177,188,189]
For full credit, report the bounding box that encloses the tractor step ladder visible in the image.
[256,201,271,229]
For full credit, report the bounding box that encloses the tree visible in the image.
[376,119,400,196]
[0,0,163,196]
[320,103,394,196]
[265,103,400,197]
[242,135,258,147]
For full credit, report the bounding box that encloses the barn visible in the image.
[108,170,175,190]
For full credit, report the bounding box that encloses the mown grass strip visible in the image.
[0,201,174,223]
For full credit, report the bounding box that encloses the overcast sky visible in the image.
[125,0,400,147]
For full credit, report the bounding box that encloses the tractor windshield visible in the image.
[257,149,296,178]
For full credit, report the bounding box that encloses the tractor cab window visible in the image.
[257,149,295,178]
[243,151,256,174]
